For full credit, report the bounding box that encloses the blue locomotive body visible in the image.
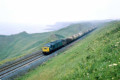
[42,40,64,55]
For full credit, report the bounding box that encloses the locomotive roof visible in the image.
[44,40,63,47]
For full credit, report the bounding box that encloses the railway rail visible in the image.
[0,52,42,73]
[0,52,44,79]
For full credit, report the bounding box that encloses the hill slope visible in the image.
[16,21,120,80]
[0,22,94,64]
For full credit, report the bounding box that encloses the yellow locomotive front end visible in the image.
[42,47,50,52]
[42,47,50,53]
[42,43,51,55]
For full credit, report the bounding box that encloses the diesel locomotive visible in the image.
[42,28,96,55]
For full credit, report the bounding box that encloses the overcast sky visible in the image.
[0,0,120,35]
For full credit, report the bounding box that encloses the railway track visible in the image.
[0,52,44,79]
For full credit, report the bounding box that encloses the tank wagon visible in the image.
[42,28,96,55]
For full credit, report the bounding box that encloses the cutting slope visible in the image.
[16,21,120,80]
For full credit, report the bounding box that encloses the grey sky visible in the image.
[0,0,120,35]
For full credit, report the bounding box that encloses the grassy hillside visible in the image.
[0,22,93,65]
[16,21,120,80]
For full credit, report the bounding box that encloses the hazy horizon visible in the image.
[0,0,120,35]
[0,21,73,35]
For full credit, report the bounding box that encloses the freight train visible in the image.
[42,28,96,55]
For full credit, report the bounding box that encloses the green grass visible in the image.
[0,22,93,65]
[16,21,120,80]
